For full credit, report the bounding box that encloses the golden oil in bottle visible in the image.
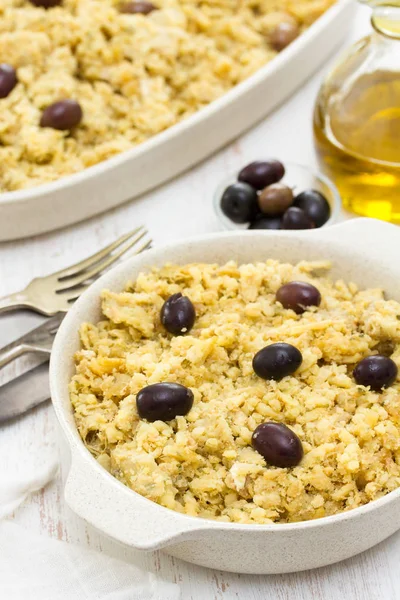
[314,5,400,222]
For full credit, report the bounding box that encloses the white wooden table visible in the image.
[1,6,399,599]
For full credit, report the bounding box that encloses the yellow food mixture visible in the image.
[0,0,334,191]
[70,260,400,524]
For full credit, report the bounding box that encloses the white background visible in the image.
[2,5,399,599]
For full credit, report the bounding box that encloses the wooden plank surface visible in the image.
[1,6,399,599]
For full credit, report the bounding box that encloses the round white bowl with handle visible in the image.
[50,218,400,574]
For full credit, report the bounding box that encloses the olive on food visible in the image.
[0,64,17,99]
[238,160,285,190]
[120,1,157,14]
[294,189,330,228]
[253,342,302,381]
[161,293,196,335]
[281,206,313,229]
[248,216,281,230]
[40,99,83,130]
[221,182,258,223]
[270,21,299,52]
[252,422,303,468]
[276,281,321,314]
[258,183,293,216]
[30,0,62,6]
[353,355,398,391]
[136,382,194,422]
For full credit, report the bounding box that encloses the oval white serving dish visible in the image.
[1,0,355,241]
[51,218,400,575]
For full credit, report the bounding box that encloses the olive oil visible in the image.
[314,70,400,222]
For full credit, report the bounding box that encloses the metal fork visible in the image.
[0,314,62,369]
[0,226,151,316]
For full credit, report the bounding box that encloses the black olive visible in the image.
[252,422,303,468]
[238,160,285,190]
[120,1,157,14]
[294,190,331,228]
[30,0,62,7]
[161,293,196,335]
[248,216,282,230]
[136,383,194,422]
[253,343,302,381]
[281,206,313,229]
[40,99,83,130]
[276,281,321,314]
[0,64,17,99]
[220,182,258,224]
[353,355,398,391]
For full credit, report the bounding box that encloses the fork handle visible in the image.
[0,343,51,369]
[0,291,35,314]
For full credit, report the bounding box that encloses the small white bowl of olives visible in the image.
[214,160,342,231]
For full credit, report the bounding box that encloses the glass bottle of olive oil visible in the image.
[314,2,400,222]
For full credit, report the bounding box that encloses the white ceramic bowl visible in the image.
[0,0,355,241]
[213,162,342,230]
[50,219,400,575]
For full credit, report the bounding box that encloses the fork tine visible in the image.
[63,239,153,305]
[130,239,152,255]
[54,226,146,281]
[56,231,151,292]
[62,284,92,302]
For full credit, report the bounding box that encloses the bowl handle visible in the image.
[314,217,400,252]
[65,446,220,551]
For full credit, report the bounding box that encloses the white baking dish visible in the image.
[50,219,400,575]
[1,0,355,241]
